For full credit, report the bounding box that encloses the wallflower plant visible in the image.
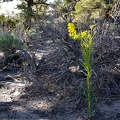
[68,23,94,117]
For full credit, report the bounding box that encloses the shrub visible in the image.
[0,32,26,57]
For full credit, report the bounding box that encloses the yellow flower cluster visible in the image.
[67,23,80,40]
[80,30,89,39]
[67,23,94,42]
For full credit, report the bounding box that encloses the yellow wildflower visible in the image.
[90,25,94,30]
[80,31,88,39]
[74,34,80,40]
[68,29,76,34]
[68,23,76,29]
[68,22,79,39]
[68,23,76,32]
[69,32,75,38]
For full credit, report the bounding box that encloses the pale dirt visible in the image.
[0,71,82,120]
[0,68,120,120]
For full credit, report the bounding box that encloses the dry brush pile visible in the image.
[19,14,120,112]
[0,9,119,114]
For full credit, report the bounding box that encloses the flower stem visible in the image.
[87,75,92,116]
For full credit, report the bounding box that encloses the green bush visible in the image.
[0,32,26,57]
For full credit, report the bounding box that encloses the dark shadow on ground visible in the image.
[0,100,107,120]
[0,100,83,120]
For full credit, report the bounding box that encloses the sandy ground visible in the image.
[0,68,82,120]
[0,67,120,120]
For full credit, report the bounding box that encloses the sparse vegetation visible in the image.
[0,0,120,119]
